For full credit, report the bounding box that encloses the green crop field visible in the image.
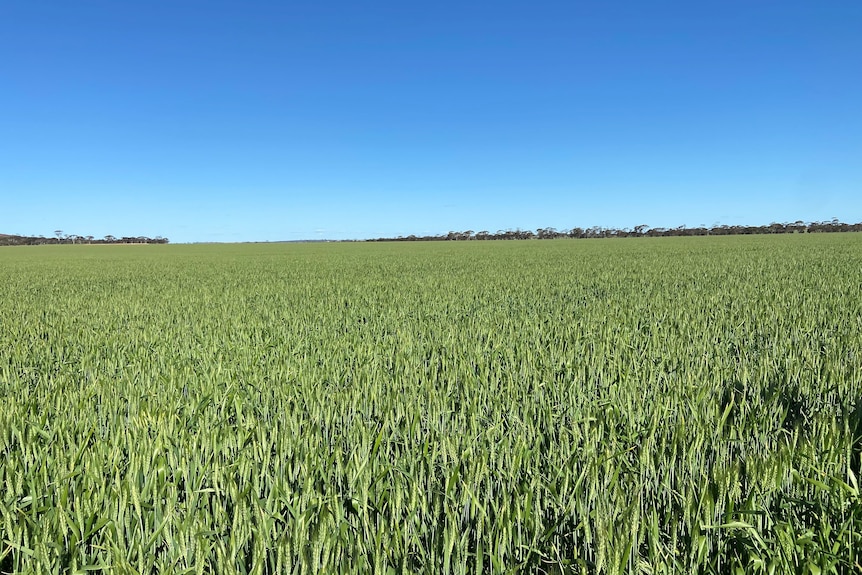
[1,235,861,574]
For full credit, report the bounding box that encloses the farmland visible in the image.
[1,235,861,574]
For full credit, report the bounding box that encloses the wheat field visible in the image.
[1,235,860,574]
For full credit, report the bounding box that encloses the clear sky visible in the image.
[2,0,861,243]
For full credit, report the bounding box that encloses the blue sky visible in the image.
[2,0,860,242]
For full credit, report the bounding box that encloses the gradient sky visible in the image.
[2,0,861,243]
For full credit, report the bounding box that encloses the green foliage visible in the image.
[1,235,861,574]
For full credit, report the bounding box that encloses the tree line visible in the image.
[0,231,169,246]
[368,219,862,242]
[4,219,860,246]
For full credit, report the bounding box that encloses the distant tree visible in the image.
[789,221,806,233]
[537,227,562,239]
